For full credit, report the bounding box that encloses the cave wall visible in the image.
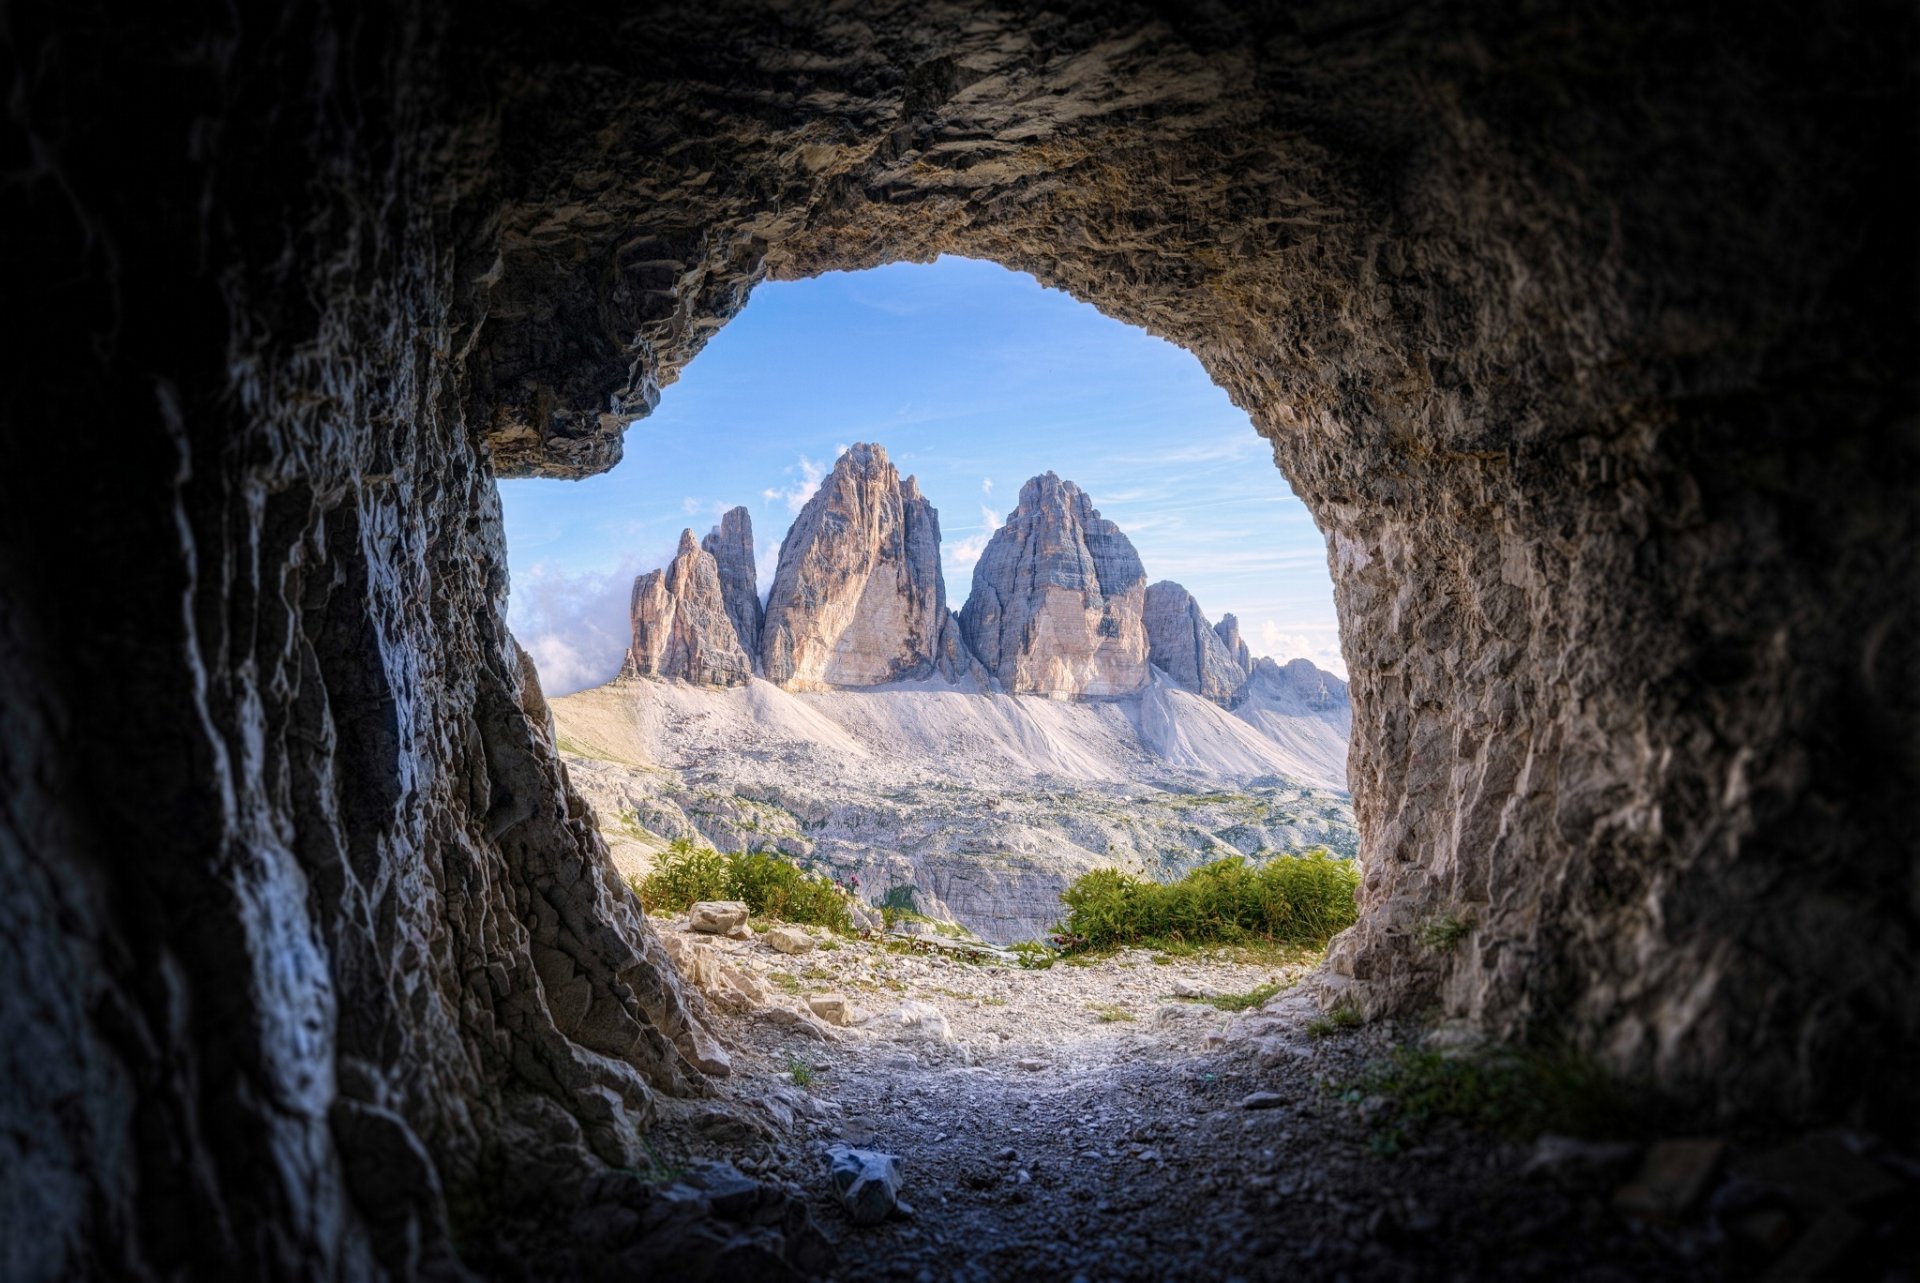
[2,0,1914,1277]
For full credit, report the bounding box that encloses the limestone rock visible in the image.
[625,531,754,687]
[661,931,773,1013]
[1215,615,1253,675]
[825,1145,905,1226]
[761,444,977,689]
[701,506,763,664]
[689,901,750,934]
[765,925,816,955]
[959,473,1149,699]
[1144,581,1249,703]
[806,993,853,1026]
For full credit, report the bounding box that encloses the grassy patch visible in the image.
[1339,1045,1637,1152]
[1008,940,1056,971]
[1205,980,1284,1013]
[1305,1005,1364,1038]
[1420,912,1474,953]
[786,1055,815,1087]
[630,838,854,934]
[1056,851,1358,953]
[767,972,803,996]
[982,996,1009,1007]
[1087,1003,1136,1023]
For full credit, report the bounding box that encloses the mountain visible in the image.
[759,444,978,689]
[622,529,754,686]
[959,472,1150,699]
[576,442,1355,941]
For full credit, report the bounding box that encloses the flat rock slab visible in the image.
[690,901,750,933]
[767,925,817,955]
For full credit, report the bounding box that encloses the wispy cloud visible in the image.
[944,503,1003,576]
[681,496,702,515]
[507,555,652,696]
[762,455,828,513]
[981,476,994,496]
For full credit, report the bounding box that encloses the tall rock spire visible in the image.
[760,443,976,689]
[624,529,754,686]
[701,505,762,666]
[1144,581,1248,703]
[959,472,1149,698]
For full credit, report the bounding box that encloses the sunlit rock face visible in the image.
[761,444,974,689]
[1215,614,1254,675]
[702,506,763,664]
[626,529,755,686]
[1145,580,1248,703]
[961,473,1150,699]
[4,0,1912,1275]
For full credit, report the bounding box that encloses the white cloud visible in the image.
[944,503,1004,576]
[1257,620,1348,679]
[681,496,701,515]
[506,553,652,697]
[762,455,828,513]
[981,476,994,496]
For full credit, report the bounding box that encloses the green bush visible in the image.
[631,838,854,934]
[1057,850,1358,952]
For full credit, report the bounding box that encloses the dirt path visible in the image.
[645,924,1708,1281]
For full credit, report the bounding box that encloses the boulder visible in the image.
[807,993,853,1026]
[959,472,1149,698]
[825,1145,905,1226]
[765,925,816,955]
[688,901,750,934]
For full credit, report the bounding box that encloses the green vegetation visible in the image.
[786,1055,815,1087]
[1339,1045,1635,1152]
[1305,1005,1364,1038]
[1086,1003,1136,1023]
[629,838,854,934]
[1420,911,1473,953]
[1057,851,1358,952]
[1203,980,1284,1012]
[1009,941,1057,971]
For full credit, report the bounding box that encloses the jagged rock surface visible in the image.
[5,2,1912,1277]
[961,474,1150,699]
[1145,580,1249,703]
[1215,615,1253,675]
[701,506,763,664]
[626,530,754,687]
[761,444,973,690]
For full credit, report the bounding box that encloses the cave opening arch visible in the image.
[3,2,1912,1278]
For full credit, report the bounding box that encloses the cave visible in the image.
[2,1,1914,1278]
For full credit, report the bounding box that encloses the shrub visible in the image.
[633,838,854,934]
[1057,850,1359,952]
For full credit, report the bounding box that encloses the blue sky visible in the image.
[501,257,1343,694]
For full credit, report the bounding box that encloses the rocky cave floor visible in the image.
[546,925,1918,1282]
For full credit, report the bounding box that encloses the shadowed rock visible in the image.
[1145,580,1249,703]
[1215,614,1253,674]
[702,506,763,665]
[960,473,1150,699]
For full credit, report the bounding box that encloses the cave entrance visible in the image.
[500,255,1360,960]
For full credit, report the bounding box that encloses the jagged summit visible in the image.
[759,442,976,690]
[614,446,1342,716]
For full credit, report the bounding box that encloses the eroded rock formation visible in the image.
[701,505,763,663]
[961,473,1151,699]
[1145,580,1249,703]
[1215,614,1253,676]
[761,444,973,689]
[626,529,755,686]
[3,0,1913,1276]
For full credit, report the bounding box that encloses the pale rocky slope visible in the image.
[552,672,1354,944]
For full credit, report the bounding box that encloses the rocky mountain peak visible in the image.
[624,528,754,687]
[959,472,1150,699]
[701,505,762,665]
[1144,581,1248,703]
[760,443,976,689]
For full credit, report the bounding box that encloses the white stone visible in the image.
[688,901,750,933]
[766,925,817,955]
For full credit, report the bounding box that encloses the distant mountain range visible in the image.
[621,441,1347,714]
[550,443,1356,943]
